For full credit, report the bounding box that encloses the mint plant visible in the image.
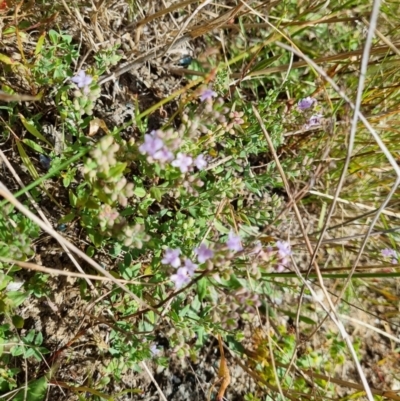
[1,1,399,400]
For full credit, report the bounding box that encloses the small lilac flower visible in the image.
[305,114,323,128]
[226,231,243,252]
[150,344,161,357]
[71,70,93,89]
[139,132,164,157]
[275,264,286,273]
[194,154,207,170]
[171,153,193,173]
[381,248,396,258]
[184,258,198,276]
[154,147,174,162]
[199,88,217,102]
[276,241,291,258]
[298,97,316,111]
[161,248,181,268]
[194,243,214,263]
[381,248,398,264]
[280,256,291,266]
[171,267,190,289]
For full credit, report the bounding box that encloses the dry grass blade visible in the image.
[123,0,199,34]
[235,42,400,79]
[141,361,168,401]
[308,0,383,280]
[309,190,400,218]
[0,257,143,285]
[252,105,374,401]
[216,334,231,401]
[162,0,213,56]
[273,10,399,386]
[0,91,38,101]
[98,2,246,85]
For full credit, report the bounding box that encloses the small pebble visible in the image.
[39,154,51,170]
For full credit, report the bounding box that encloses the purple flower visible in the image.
[150,344,161,357]
[154,147,174,162]
[226,231,243,252]
[171,267,190,289]
[281,256,291,265]
[298,97,316,111]
[184,258,198,276]
[194,154,207,170]
[305,114,323,128]
[171,153,193,173]
[275,264,286,273]
[381,248,396,258]
[161,248,181,268]
[139,132,164,157]
[276,241,291,258]
[382,248,398,263]
[71,70,93,89]
[194,244,214,263]
[199,88,217,102]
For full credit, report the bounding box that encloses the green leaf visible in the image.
[86,246,95,257]
[88,230,103,248]
[191,295,201,312]
[281,310,316,325]
[124,252,132,267]
[108,162,126,179]
[134,187,146,198]
[16,142,39,180]
[0,52,21,65]
[214,220,229,234]
[249,54,281,73]
[25,348,35,358]
[11,346,24,357]
[195,326,205,346]
[59,212,75,224]
[60,34,72,44]
[7,291,29,308]
[35,32,46,55]
[150,187,162,202]
[147,310,156,325]
[24,330,35,343]
[197,277,208,302]
[22,139,45,154]
[178,303,191,317]
[0,273,12,291]
[188,207,197,218]
[19,114,52,147]
[13,376,47,401]
[62,168,76,188]
[238,212,251,226]
[11,315,24,329]
[68,189,78,207]
[48,30,58,45]
[34,331,43,346]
